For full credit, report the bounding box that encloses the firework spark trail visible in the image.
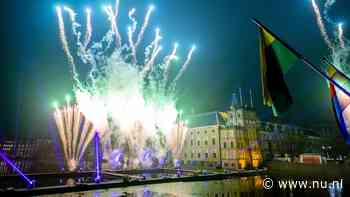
[128,8,137,63]
[54,106,70,169]
[310,0,350,73]
[63,6,79,35]
[53,104,97,171]
[143,28,162,65]
[143,46,162,73]
[173,45,196,82]
[104,5,117,38]
[78,125,97,162]
[135,5,155,48]
[55,3,194,170]
[54,107,69,166]
[164,43,178,67]
[163,43,179,81]
[75,119,91,160]
[56,6,79,85]
[114,0,122,48]
[72,105,80,161]
[83,8,92,48]
[64,6,85,57]
[338,23,345,49]
[79,8,99,82]
[129,8,137,34]
[152,28,162,57]
[324,0,336,24]
[64,104,73,162]
[311,0,334,50]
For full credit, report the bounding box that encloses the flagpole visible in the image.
[251,18,350,98]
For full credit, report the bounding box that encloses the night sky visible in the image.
[1,0,350,139]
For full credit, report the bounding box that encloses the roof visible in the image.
[187,111,228,128]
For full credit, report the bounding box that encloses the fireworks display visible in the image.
[53,99,95,171]
[54,1,192,170]
[310,0,349,72]
[311,0,334,51]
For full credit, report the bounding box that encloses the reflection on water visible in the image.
[39,176,345,197]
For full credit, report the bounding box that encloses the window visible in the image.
[223,142,227,149]
[212,138,216,145]
[231,141,234,148]
[205,140,208,145]
[191,140,193,146]
[205,130,207,134]
[205,153,208,159]
[212,129,215,133]
[213,153,217,158]
[198,153,201,158]
[191,153,194,159]
[184,153,187,158]
[197,141,200,146]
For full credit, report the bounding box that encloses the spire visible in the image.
[239,88,243,107]
[250,89,254,108]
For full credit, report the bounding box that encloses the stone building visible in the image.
[179,104,344,169]
[180,106,263,169]
[0,139,59,175]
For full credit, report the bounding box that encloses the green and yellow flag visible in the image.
[259,27,299,116]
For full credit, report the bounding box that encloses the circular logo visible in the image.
[263,178,273,189]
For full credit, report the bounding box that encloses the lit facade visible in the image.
[179,105,340,169]
[180,106,263,169]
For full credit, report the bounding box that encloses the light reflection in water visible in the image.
[40,176,344,197]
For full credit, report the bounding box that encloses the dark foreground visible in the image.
[0,168,266,196]
[1,163,350,196]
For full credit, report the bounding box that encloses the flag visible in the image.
[259,26,299,116]
[326,64,350,144]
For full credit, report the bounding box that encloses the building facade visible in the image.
[0,139,59,175]
[179,106,344,169]
[180,106,263,169]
